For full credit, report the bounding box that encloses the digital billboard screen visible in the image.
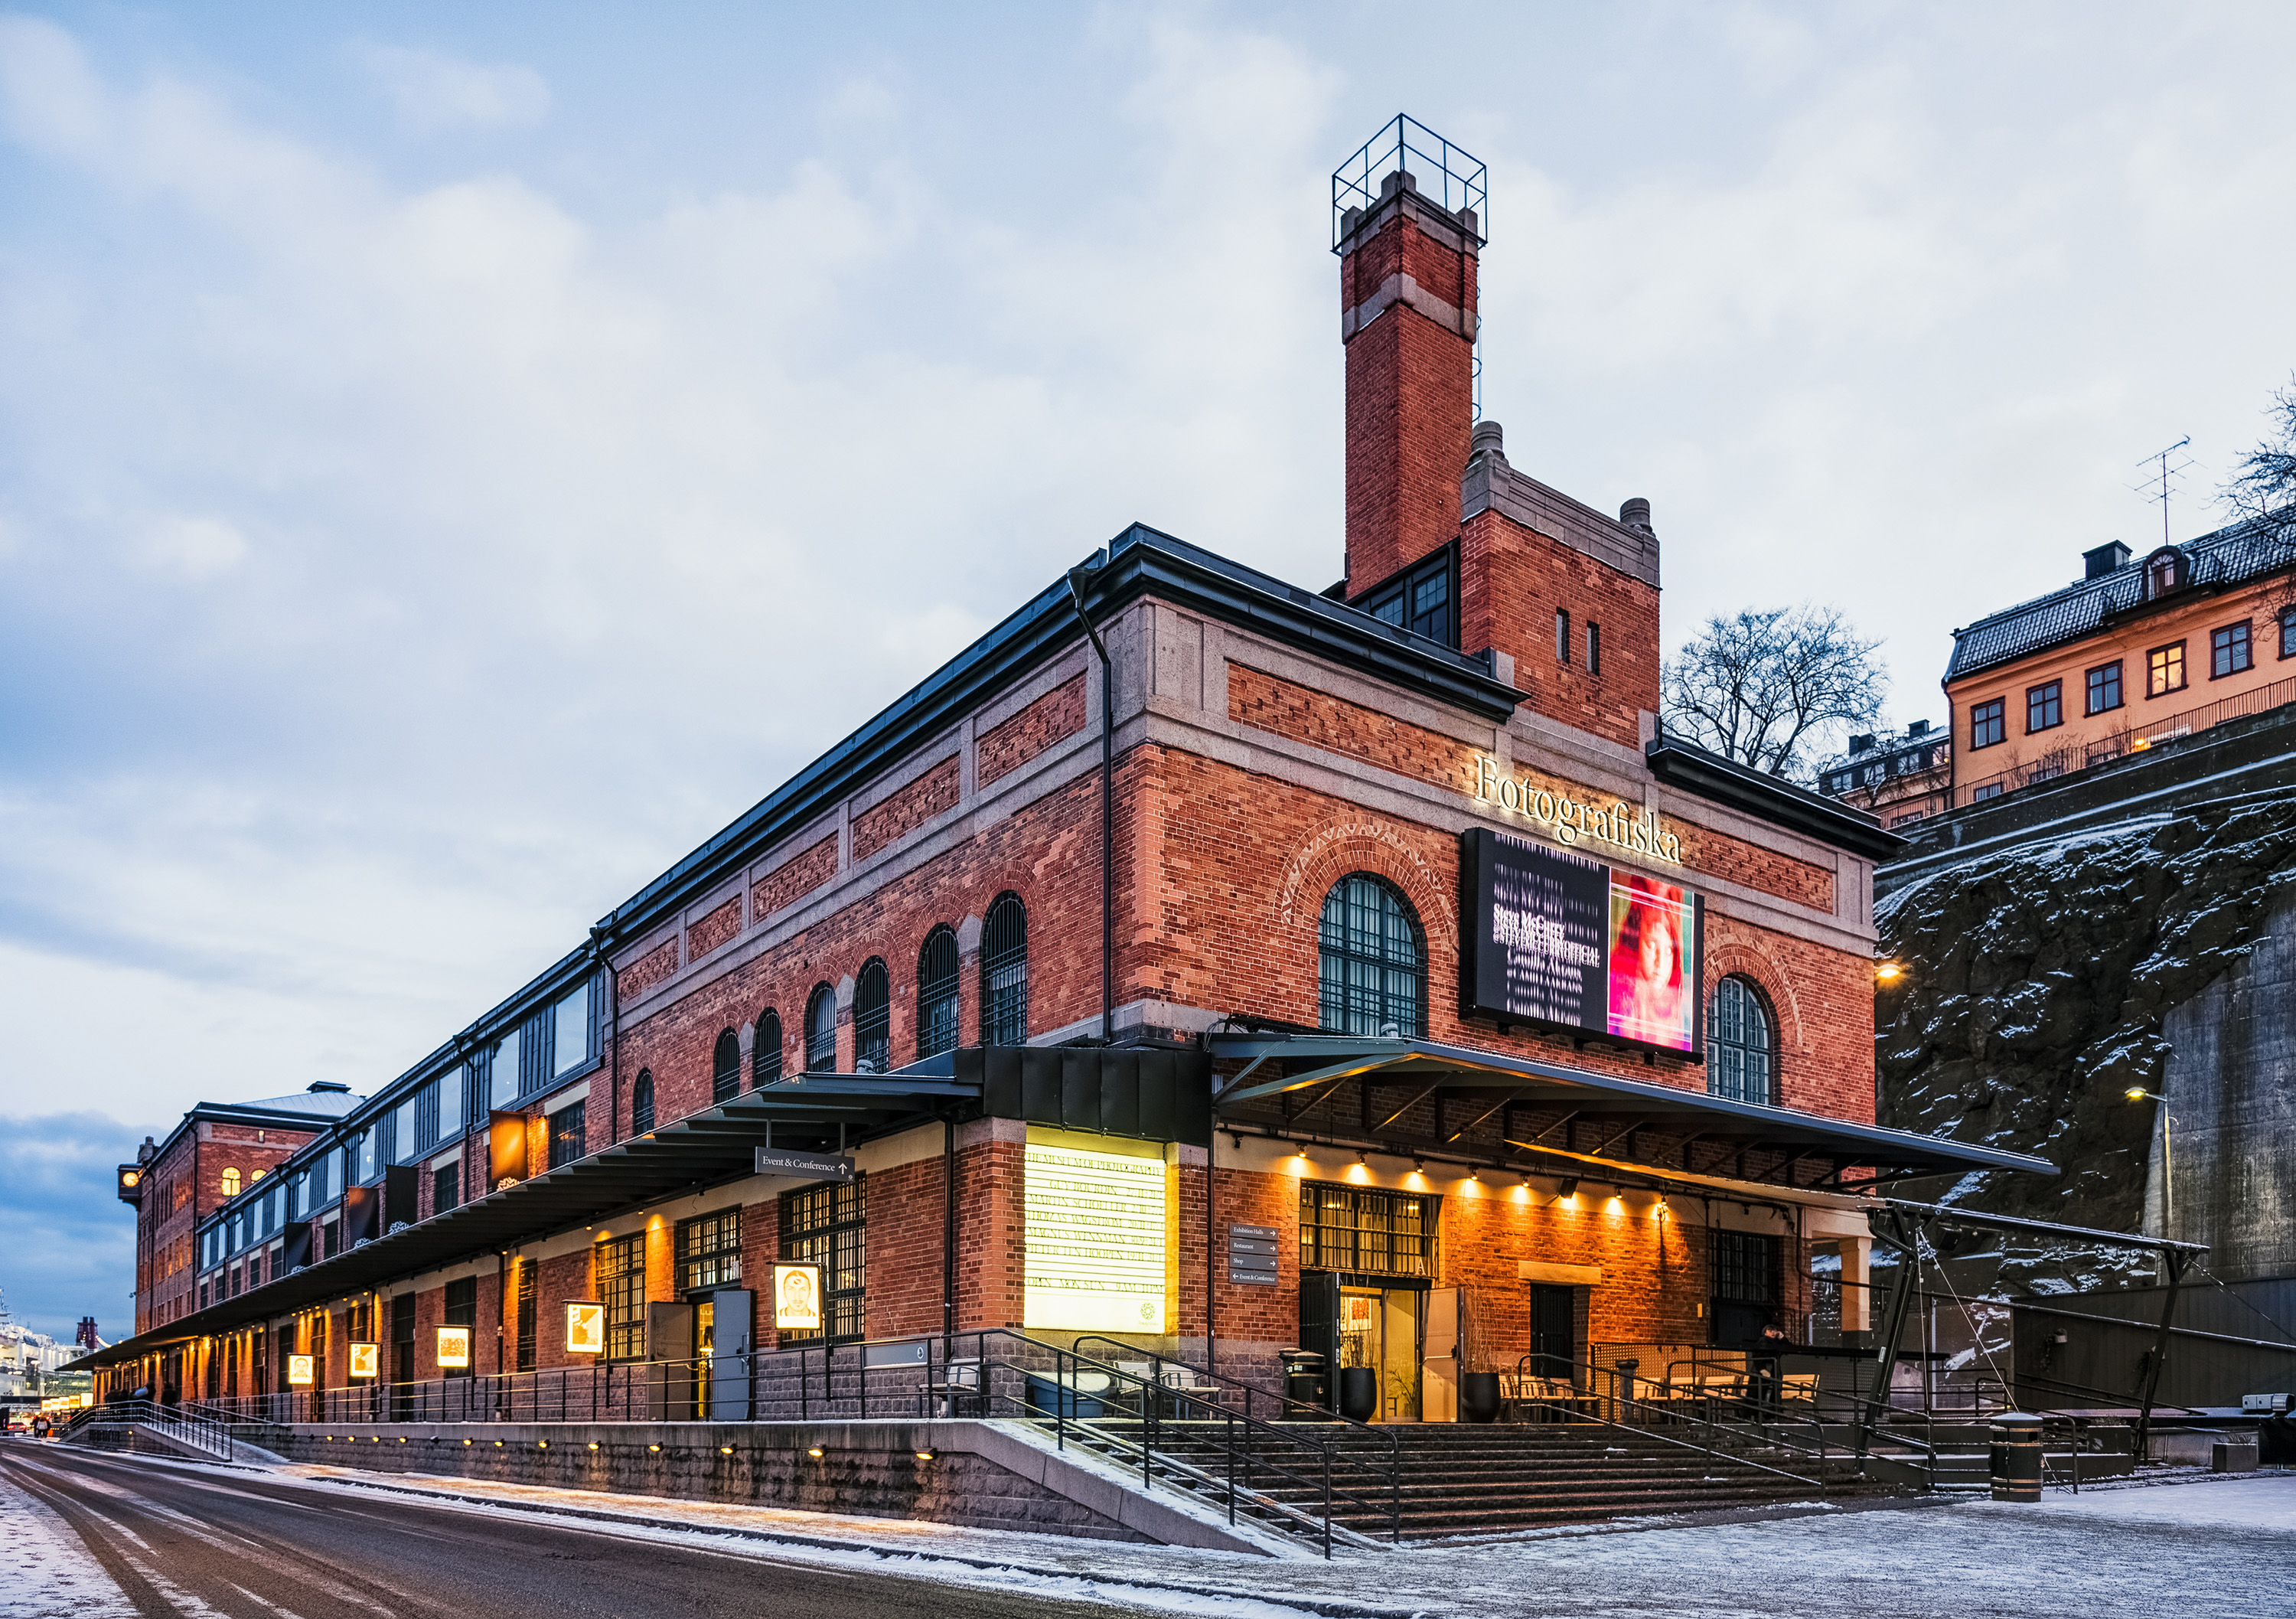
[1461,827,1701,1055]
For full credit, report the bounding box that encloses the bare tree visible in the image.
[1662,605,1888,783]
[2225,380,2296,619]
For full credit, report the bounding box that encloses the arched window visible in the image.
[712,1028,740,1105]
[805,984,837,1072]
[982,892,1029,1045]
[917,926,959,1059]
[631,1069,655,1135]
[853,958,890,1072]
[1318,874,1426,1037]
[752,1010,782,1088]
[1707,976,1774,1105]
[220,1167,241,1198]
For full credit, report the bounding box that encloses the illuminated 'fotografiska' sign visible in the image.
[1471,756,1681,865]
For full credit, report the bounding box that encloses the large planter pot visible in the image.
[1338,1366,1379,1422]
[1459,1371,1502,1425]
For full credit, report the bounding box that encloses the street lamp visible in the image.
[2125,1089,2177,1233]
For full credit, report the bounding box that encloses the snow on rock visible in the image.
[1876,798,2296,1291]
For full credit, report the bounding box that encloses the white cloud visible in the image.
[354,41,551,133]
[137,516,248,577]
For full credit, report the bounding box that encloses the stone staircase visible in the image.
[1040,1419,1889,1546]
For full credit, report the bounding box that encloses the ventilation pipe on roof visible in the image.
[1619,497,1654,535]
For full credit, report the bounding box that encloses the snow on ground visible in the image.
[268,1461,2296,1618]
[0,1464,136,1618]
[31,1449,2296,1619]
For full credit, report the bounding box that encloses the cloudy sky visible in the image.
[4,2,2294,1340]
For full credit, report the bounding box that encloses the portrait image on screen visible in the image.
[1606,874,1696,1051]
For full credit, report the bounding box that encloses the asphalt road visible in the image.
[0,1444,1156,1619]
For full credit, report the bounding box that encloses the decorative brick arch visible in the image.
[1274,821,1457,1027]
[1702,925,1805,1056]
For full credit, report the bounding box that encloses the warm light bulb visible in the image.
[2125,1087,2146,1101]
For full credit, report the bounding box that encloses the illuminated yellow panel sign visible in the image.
[287,1354,315,1387]
[347,1343,379,1379]
[773,1264,823,1331]
[566,1302,605,1354]
[435,1327,471,1369]
[1024,1143,1167,1333]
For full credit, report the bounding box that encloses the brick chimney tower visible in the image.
[1335,119,1484,598]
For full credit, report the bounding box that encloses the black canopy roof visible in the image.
[73,1074,974,1371]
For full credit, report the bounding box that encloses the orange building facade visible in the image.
[1945,531,2296,808]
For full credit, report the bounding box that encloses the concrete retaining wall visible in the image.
[245,1418,1281,1553]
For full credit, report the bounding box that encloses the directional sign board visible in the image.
[1228,1223,1280,1287]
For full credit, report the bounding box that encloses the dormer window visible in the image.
[2144,547,2188,599]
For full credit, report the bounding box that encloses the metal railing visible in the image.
[1505,1354,1831,1490]
[186,1330,1397,1556]
[1955,672,2296,806]
[57,1399,235,1462]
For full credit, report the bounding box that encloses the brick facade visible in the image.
[978,674,1086,788]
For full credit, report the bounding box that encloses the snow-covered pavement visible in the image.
[8,1445,2291,1618]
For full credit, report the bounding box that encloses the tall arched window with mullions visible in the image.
[981,893,1029,1045]
[917,925,959,1059]
[1318,874,1426,1037]
[631,1069,655,1136]
[853,958,890,1073]
[1707,976,1774,1105]
[805,983,837,1072]
[752,1010,782,1088]
[712,1028,740,1105]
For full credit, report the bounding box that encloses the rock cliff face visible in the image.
[1874,797,2296,1293]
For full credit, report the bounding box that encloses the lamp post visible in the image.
[2125,1089,2177,1235]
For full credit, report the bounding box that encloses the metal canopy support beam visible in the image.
[1371,1083,1444,1134]
[1861,1208,1926,1462]
[2135,1247,2195,1463]
[1444,1089,1526,1144]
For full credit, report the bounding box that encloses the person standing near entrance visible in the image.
[1749,1323,1790,1413]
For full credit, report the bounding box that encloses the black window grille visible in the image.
[2086,661,2123,715]
[2213,622,2252,677]
[1711,1229,1779,1305]
[2027,680,2062,733]
[516,1257,536,1372]
[805,984,837,1071]
[414,1085,438,1154]
[548,1102,585,1170]
[1969,699,2005,749]
[631,1069,654,1136]
[1318,873,1426,1037]
[712,1027,740,1105]
[853,958,890,1073]
[1297,1182,1437,1278]
[982,893,1029,1045]
[918,927,959,1059]
[1362,549,1456,648]
[594,1234,645,1361]
[1587,621,1601,675]
[1556,608,1570,664]
[1971,782,2004,803]
[752,1011,782,1087]
[677,1208,742,1294]
[780,1178,866,1343]
[1707,975,1773,1105]
[432,1160,459,1216]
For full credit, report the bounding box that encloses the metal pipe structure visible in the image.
[1065,563,1114,1045]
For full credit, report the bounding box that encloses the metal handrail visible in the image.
[178,1328,1397,1555]
[1508,1355,1828,1488]
[57,1398,234,1461]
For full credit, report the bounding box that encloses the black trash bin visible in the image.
[1338,1366,1379,1422]
[1459,1371,1502,1424]
[1277,1349,1329,1414]
[1990,1412,2044,1502]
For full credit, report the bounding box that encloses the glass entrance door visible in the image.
[1339,1286,1426,1422]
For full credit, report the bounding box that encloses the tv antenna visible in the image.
[2132,436,2195,547]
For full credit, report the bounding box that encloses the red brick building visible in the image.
[86,122,2042,1427]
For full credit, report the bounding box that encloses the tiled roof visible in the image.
[1945,517,2292,684]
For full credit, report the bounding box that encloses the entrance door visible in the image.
[1711,1230,1781,1350]
[709,1290,754,1421]
[1339,1286,1426,1422]
[1528,1285,1576,1380]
